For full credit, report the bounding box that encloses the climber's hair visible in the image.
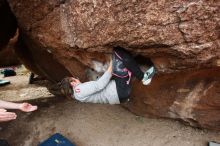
[59,77,73,99]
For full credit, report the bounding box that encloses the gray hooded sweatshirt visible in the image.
[73,71,120,104]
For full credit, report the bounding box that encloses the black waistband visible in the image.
[119,97,129,103]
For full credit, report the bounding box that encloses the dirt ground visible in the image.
[0,66,53,101]
[0,67,220,146]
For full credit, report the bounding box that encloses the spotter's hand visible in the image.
[0,109,17,122]
[19,103,38,112]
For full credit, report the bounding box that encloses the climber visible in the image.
[60,47,155,104]
[0,100,37,122]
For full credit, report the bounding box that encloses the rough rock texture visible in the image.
[0,29,20,67]
[6,0,220,130]
[0,44,20,67]
[0,0,17,48]
[0,0,19,67]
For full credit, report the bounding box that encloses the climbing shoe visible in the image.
[142,66,155,85]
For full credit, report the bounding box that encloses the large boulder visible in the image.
[7,0,220,130]
[0,0,19,67]
[0,29,20,67]
[0,0,17,48]
[0,40,20,67]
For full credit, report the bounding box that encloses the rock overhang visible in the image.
[3,0,220,130]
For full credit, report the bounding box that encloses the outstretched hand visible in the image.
[0,109,17,122]
[19,103,38,112]
[70,78,81,88]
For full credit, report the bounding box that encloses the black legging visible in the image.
[113,47,144,102]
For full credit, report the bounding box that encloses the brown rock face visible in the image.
[0,32,20,67]
[0,0,19,67]
[7,0,220,130]
[0,0,17,48]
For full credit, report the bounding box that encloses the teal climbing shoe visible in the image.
[142,66,155,85]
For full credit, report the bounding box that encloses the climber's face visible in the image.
[70,78,81,88]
